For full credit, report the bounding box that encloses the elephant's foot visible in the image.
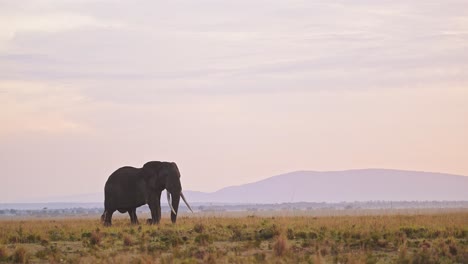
[146,218,159,225]
[103,221,112,227]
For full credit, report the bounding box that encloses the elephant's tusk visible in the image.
[180,192,193,213]
[167,191,177,215]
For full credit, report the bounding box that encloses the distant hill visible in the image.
[184,169,468,203]
[19,169,468,204]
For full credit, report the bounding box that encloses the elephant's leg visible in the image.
[134,209,140,224]
[148,191,162,225]
[100,211,106,223]
[130,208,139,225]
[104,209,115,226]
[149,202,160,225]
[156,202,162,223]
[127,208,135,224]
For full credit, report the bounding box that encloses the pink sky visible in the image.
[1,0,468,202]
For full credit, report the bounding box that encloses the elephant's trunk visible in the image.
[167,191,177,215]
[169,192,180,223]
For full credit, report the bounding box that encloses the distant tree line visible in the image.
[1,201,466,217]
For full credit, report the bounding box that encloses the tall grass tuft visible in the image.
[194,223,205,233]
[123,235,133,246]
[273,234,288,257]
[12,246,28,263]
[0,246,8,260]
[90,230,102,246]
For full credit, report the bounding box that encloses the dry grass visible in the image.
[0,246,7,260]
[11,246,28,263]
[89,229,102,246]
[273,234,288,257]
[0,211,466,263]
[123,234,134,246]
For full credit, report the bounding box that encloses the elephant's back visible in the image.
[104,166,145,209]
[106,166,140,184]
[105,166,143,192]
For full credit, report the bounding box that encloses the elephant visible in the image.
[101,161,193,226]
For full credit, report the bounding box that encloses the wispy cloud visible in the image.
[0,0,467,201]
[0,1,466,96]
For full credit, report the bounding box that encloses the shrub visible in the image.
[35,244,60,261]
[256,225,279,240]
[35,249,48,260]
[147,243,167,254]
[273,235,288,257]
[0,246,8,260]
[301,239,314,248]
[14,226,24,243]
[123,235,133,246]
[193,248,206,259]
[158,230,183,247]
[90,230,102,246]
[81,231,92,239]
[295,231,308,239]
[11,247,28,263]
[8,236,19,244]
[320,247,329,257]
[365,252,378,264]
[287,228,294,239]
[454,229,467,239]
[26,234,41,243]
[40,239,49,246]
[396,246,411,264]
[48,229,65,241]
[205,253,216,264]
[247,239,262,249]
[411,247,432,264]
[194,223,205,233]
[254,252,266,262]
[308,231,319,239]
[195,234,211,246]
[399,227,429,239]
[228,225,248,241]
[10,227,39,243]
[68,233,78,242]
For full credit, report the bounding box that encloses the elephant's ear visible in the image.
[171,162,181,178]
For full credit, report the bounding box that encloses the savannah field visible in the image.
[0,210,467,264]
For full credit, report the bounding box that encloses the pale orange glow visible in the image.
[0,1,467,202]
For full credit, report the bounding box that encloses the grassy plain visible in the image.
[0,210,467,263]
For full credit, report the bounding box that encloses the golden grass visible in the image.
[0,211,466,263]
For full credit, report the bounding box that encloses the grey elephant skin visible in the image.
[101,161,192,226]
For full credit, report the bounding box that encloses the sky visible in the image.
[1,0,468,202]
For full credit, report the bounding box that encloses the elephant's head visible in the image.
[142,161,193,223]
